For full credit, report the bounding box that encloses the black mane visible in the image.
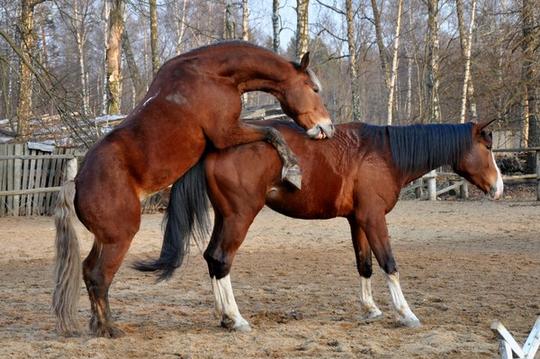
[360,123,474,174]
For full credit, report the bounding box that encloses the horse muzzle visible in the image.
[489,176,504,200]
[306,123,335,140]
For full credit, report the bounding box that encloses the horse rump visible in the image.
[133,161,211,281]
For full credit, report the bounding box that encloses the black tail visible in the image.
[133,161,211,281]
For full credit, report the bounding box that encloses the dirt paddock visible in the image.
[0,200,539,358]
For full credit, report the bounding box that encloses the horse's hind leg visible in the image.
[203,212,255,332]
[348,219,383,322]
[358,210,421,328]
[79,191,140,338]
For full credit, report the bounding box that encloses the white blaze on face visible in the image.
[211,275,250,331]
[491,153,504,199]
[385,273,420,327]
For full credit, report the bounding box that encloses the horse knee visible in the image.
[203,249,231,279]
[357,261,373,278]
[380,256,398,275]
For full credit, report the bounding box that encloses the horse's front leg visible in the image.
[359,210,421,328]
[206,122,302,189]
[348,219,383,322]
[203,213,254,332]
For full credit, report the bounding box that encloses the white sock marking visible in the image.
[385,273,420,326]
[360,277,382,317]
[211,275,250,330]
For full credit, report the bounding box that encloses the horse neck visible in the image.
[384,123,473,187]
[209,47,294,95]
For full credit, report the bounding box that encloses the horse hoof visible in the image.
[94,324,125,338]
[233,322,252,332]
[360,310,383,324]
[221,317,251,332]
[397,317,421,328]
[282,164,302,190]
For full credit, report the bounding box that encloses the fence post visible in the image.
[66,157,78,181]
[460,181,469,199]
[536,150,540,201]
[415,178,424,199]
[427,170,437,201]
[12,144,23,216]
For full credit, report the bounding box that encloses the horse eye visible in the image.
[313,87,319,93]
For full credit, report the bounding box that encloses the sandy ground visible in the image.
[0,200,539,358]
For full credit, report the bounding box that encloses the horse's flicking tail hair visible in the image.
[52,180,82,335]
[133,161,210,281]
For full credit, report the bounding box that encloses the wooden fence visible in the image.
[0,143,77,216]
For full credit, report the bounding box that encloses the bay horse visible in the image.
[140,119,503,331]
[52,41,334,337]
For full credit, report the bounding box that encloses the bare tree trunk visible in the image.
[72,0,90,116]
[386,0,404,125]
[456,0,477,123]
[17,0,46,139]
[242,0,249,41]
[426,0,441,123]
[345,0,360,121]
[172,0,187,55]
[149,0,159,76]
[272,0,280,52]
[122,31,144,102]
[405,0,413,120]
[223,0,235,40]
[370,0,390,88]
[295,0,309,60]
[101,0,109,114]
[105,0,125,115]
[522,0,539,152]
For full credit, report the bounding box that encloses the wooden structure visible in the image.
[492,317,540,359]
[0,143,77,216]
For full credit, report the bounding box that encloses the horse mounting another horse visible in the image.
[142,118,503,332]
[52,41,334,338]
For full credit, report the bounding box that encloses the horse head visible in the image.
[454,119,504,199]
[277,52,335,139]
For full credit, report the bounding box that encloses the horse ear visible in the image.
[300,52,310,71]
[478,118,499,131]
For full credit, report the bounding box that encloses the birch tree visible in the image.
[370,0,390,87]
[296,0,309,60]
[345,0,360,121]
[386,0,404,125]
[426,0,441,123]
[521,0,539,149]
[149,0,159,76]
[272,0,280,52]
[171,0,187,55]
[17,0,48,139]
[242,0,249,41]
[456,0,477,123]
[57,0,92,116]
[105,0,125,115]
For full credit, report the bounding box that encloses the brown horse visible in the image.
[52,41,334,337]
[142,119,503,331]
